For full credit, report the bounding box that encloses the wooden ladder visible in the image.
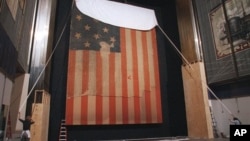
[59,119,67,141]
[210,107,219,138]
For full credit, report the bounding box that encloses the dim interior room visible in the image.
[0,0,250,141]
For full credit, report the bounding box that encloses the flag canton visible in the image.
[70,5,120,53]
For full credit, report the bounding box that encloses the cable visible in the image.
[157,24,233,116]
[157,25,191,67]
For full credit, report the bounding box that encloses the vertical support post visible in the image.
[176,0,214,139]
[182,63,214,138]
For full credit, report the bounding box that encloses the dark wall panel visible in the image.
[0,25,17,79]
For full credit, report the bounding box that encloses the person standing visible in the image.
[18,113,35,141]
[230,117,242,125]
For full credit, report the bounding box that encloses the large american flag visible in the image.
[65,5,162,125]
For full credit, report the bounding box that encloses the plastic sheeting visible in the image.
[75,0,158,30]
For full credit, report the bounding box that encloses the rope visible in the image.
[157,24,233,116]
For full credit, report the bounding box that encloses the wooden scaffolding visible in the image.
[30,90,50,141]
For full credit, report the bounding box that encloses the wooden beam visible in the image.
[176,0,214,138]
[182,62,214,139]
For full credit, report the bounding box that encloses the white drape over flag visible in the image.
[75,0,158,30]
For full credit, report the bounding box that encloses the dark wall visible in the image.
[0,0,37,73]
[48,0,71,140]
[194,0,250,85]
[193,0,250,98]
[0,25,17,79]
[49,0,187,140]
[209,78,250,99]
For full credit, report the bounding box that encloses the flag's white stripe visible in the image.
[115,53,123,124]
[88,51,97,96]
[102,51,110,124]
[101,49,110,96]
[125,29,135,123]
[136,31,146,123]
[73,51,83,124]
[87,51,97,124]
[115,54,122,97]
[146,31,158,123]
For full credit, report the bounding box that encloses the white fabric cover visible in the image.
[75,0,158,30]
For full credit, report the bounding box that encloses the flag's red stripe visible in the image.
[81,51,89,124]
[131,30,141,123]
[96,52,103,124]
[120,28,129,124]
[66,98,74,124]
[142,31,152,123]
[67,51,76,98]
[109,53,116,124]
[152,29,162,122]
[66,51,76,125]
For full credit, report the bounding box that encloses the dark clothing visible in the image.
[19,119,35,130]
[231,118,241,125]
[230,117,242,125]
